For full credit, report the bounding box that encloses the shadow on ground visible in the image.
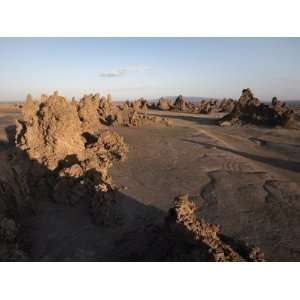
[0,124,263,261]
[148,112,220,126]
[182,138,300,173]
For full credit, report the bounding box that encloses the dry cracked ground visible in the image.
[1,104,300,261]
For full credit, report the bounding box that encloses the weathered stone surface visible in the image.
[14,92,129,226]
[16,93,86,171]
[78,94,103,134]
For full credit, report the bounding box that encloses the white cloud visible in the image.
[99,69,126,77]
[99,66,150,78]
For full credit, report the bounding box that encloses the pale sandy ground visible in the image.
[1,104,300,261]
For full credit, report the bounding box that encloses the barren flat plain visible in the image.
[1,103,300,261]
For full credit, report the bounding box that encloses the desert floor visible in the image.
[1,104,300,261]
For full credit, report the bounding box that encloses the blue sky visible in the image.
[0,38,299,101]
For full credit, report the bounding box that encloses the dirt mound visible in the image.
[219,88,295,127]
[166,194,265,261]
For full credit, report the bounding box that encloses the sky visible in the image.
[0,37,300,101]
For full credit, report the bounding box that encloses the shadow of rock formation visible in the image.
[181,138,300,173]
[148,113,219,126]
[0,128,265,261]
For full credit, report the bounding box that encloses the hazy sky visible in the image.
[0,38,300,101]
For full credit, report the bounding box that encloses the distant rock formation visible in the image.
[198,99,218,114]
[219,88,295,127]
[152,95,235,114]
[157,97,173,111]
[173,95,187,111]
[217,98,236,113]
[77,94,171,128]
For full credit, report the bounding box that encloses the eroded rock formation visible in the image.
[173,95,187,111]
[153,95,233,114]
[218,98,236,113]
[14,92,128,224]
[157,97,173,111]
[16,93,86,171]
[219,88,295,127]
[78,93,105,134]
[166,194,265,262]
[77,94,171,128]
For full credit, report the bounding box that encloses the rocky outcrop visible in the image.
[198,99,218,114]
[130,98,148,114]
[172,95,202,113]
[166,194,265,261]
[78,93,104,134]
[77,94,170,128]
[14,92,128,224]
[157,97,173,111]
[16,93,86,171]
[218,98,236,113]
[112,101,171,127]
[173,95,187,111]
[219,88,295,127]
[153,95,234,114]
